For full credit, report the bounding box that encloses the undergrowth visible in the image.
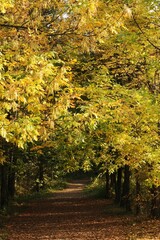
[15,179,68,203]
[0,179,68,218]
[84,176,106,198]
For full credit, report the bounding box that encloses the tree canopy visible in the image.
[0,0,160,215]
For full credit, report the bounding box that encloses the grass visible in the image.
[50,179,68,190]
[84,176,107,198]
[14,179,68,203]
[104,202,131,216]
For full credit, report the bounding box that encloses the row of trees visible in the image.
[0,0,160,216]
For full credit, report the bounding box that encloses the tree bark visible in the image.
[105,170,110,199]
[8,166,16,198]
[150,186,160,217]
[115,167,122,204]
[120,165,131,211]
[36,157,45,192]
[135,179,141,215]
[8,148,16,199]
[0,164,8,208]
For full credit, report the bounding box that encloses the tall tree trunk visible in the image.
[8,149,16,199]
[8,167,16,199]
[120,165,131,211]
[110,172,116,189]
[115,167,122,204]
[135,178,141,215]
[0,166,1,208]
[150,186,160,217]
[105,169,110,199]
[36,157,44,192]
[39,160,44,189]
[0,164,8,209]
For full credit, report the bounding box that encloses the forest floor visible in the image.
[1,180,160,240]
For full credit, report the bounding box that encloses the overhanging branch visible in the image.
[132,14,160,51]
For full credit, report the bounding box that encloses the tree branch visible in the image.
[0,24,27,30]
[132,14,160,51]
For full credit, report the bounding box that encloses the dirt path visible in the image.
[6,180,160,240]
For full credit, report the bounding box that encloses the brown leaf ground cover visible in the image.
[2,180,160,240]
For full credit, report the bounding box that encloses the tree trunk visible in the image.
[0,166,1,208]
[135,179,141,215]
[8,167,16,199]
[0,164,8,209]
[105,170,110,199]
[36,157,44,192]
[8,149,16,199]
[150,186,160,217]
[120,165,131,211]
[110,173,116,189]
[115,167,122,204]
[39,159,44,189]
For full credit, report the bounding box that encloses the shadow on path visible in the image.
[6,180,160,240]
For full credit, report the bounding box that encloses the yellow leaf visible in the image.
[1,127,7,139]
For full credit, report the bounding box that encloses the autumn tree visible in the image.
[0,0,159,217]
[0,0,128,206]
[59,0,160,215]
